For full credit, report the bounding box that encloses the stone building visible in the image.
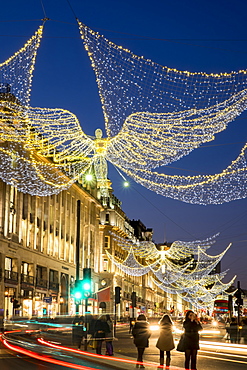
[0,177,190,320]
[0,178,103,318]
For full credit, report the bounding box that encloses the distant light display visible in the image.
[107,232,235,309]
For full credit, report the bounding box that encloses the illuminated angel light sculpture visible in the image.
[1,20,247,203]
[107,232,235,308]
[0,21,76,195]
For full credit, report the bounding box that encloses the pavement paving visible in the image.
[51,330,184,370]
[65,343,182,370]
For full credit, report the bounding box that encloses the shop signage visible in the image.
[43,297,52,303]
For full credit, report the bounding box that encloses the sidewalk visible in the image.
[53,336,184,370]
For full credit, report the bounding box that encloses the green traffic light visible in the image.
[82,279,91,298]
[74,291,82,299]
[83,281,91,291]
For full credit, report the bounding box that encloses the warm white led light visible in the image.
[1,20,247,204]
[107,232,235,309]
[85,173,93,181]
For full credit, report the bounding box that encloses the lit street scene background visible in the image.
[1,319,247,369]
[1,0,247,369]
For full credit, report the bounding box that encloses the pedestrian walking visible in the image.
[132,314,151,368]
[105,314,114,355]
[183,310,202,370]
[156,314,175,368]
[72,315,85,349]
[241,318,247,344]
[227,317,239,343]
[88,314,97,336]
[94,315,110,355]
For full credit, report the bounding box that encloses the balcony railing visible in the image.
[4,270,18,283]
[21,274,34,285]
[36,277,48,289]
[49,281,59,291]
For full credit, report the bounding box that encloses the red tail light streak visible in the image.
[3,339,99,370]
[37,337,184,369]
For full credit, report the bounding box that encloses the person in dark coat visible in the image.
[241,318,247,344]
[227,317,239,343]
[94,315,110,355]
[183,311,202,370]
[88,314,97,336]
[72,315,85,349]
[132,314,151,368]
[105,314,114,355]
[156,314,175,367]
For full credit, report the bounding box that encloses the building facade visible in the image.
[0,178,103,318]
[0,177,190,320]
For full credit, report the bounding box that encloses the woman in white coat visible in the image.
[156,314,175,367]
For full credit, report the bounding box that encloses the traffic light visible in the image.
[228,295,232,311]
[131,291,136,307]
[115,286,121,304]
[10,297,20,309]
[234,289,243,306]
[82,268,92,298]
[13,299,20,309]
[74,279,83,300]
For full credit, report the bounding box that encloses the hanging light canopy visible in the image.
[0,20,247,203]
[107,232,235,309]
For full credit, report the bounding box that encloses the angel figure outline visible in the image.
[0,20,247,204]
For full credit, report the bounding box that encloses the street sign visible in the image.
[44,297,52,303]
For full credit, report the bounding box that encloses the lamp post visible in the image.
[75,200,81,314]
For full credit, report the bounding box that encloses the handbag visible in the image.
[176,333,185,352]
[91,339,97,349]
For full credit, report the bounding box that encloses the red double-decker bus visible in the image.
[213,299,229,316]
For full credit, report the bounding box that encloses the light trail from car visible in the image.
[2,339,99,370]
[37,337,184,369]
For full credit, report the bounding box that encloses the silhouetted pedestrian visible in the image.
[227,317,239,343]
[183,311,202,370]
[156,314,175,367]
[72,315,84,349]
[105,314,114,355]
[132,314,151,368]
[241,318,247,344]
[94,315,110,355]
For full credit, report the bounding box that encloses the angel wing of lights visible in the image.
[105,249,158,276]
[151,261,193,285]
[106,232,235,308]
[1,20,247,203]
[0,23,45,106]
[77,20,247,204]
[0,21,76,195]
[109,231,219,260]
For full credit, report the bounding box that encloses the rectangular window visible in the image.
[21,262,29,275]
[49,269,58,283]
[103,258,108,272]
[105,213,110,224]
[5,257,12,271]
[36,266,43,279]
[22,193,28,220]
[104,236,110,249]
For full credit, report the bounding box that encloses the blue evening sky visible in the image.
[1,0,247,288]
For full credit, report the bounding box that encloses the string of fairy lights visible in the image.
[0,18,243,307]
[107,232,235,308]
[0,24,44,106]
[78,21,247,137]
[1,21,247,204]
